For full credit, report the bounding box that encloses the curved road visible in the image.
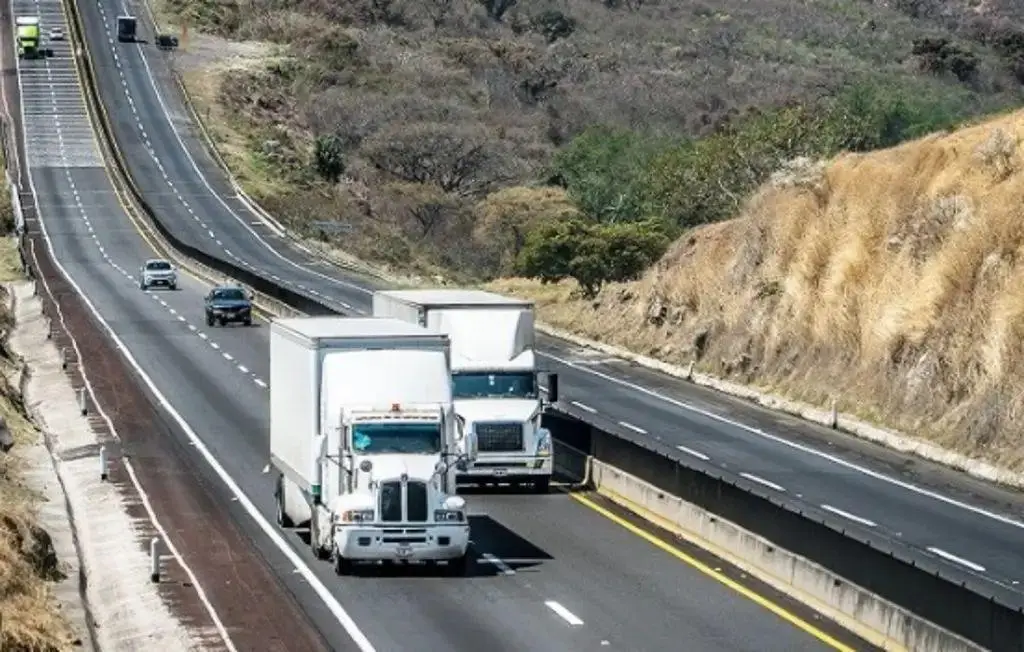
[74,0,1024,608]
[6,0,863,650]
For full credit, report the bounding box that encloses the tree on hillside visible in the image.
[473,186,580,275]
[516,218,670,297]
[363,123,508,196]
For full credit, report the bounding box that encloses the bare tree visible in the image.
[362,123,507,196]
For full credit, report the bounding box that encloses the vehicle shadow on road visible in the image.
[293,514,553,578]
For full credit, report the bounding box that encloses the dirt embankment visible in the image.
[493,108,1024,472]
[0,237,74,651]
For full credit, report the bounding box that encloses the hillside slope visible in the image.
[493,108,1024,471]
[161,0,1024,280]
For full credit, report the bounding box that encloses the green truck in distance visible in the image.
[15,16,40,59]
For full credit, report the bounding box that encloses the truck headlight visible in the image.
[338,509,374,523]
[536,428,552,457]
[434,509,465,523]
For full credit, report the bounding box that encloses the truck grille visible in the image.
[379,480,428,522]
[475,422,525,452]
[380,482,402,522]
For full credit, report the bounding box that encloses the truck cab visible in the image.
[15,17,40,59]
[372,289,558,493]
[327,401,477,575]
[269,317,478,576]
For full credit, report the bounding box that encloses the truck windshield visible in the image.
[452,372,536,399]
[351,423,441,454]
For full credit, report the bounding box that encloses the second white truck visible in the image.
[269,316,478,575]
[372,289,559,492]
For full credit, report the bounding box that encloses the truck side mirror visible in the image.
[464,431,478,463]
[547,372,559,404]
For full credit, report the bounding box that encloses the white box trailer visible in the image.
[372,289,559,492]
[269,316,478,575]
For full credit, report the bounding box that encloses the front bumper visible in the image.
[457,455,552,482]
[144,275,176,286]
[334,524,470,561]
[211,308,251,320]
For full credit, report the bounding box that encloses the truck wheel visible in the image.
[275,476,293,528]
[445,552,470,577]
[333,550,353,576]
[243,317,252,327]
[218,318,226,327]
[533,477,550,494]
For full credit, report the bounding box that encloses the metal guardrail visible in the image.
[543,407,1024,652]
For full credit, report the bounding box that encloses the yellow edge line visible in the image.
[568,490,859,652]
[60,1,274,322]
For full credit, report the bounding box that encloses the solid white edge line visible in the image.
[820,504,877,528]
[15,15,377,652]
[29,226,377,652]
[675,445,709,461]
[739,472,786,493]
[544,600,584,626]
[537,350,1024,531]
[618,420,647,435]
[10,16,247,648]
[926,547,987,573]
[570,400,596,414]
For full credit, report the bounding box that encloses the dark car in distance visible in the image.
[204,285,253,327]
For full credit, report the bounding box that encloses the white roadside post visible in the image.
[77,387,87,416]
[99,445,108,481]
[59,347,67,370]
[149,537,160,583]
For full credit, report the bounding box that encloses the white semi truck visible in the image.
[269,316,478,575]
[372,289,559,493]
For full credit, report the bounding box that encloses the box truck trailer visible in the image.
[269,316,478,575]
[372,289,559,493]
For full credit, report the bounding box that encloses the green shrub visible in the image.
[516,218,670,297]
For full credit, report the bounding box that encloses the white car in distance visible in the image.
[139,259,177,291]
[49,27,63,41]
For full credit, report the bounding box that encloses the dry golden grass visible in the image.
[0,239,73,651]
[490,108,1024,470]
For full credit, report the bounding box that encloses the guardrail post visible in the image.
[830,397,838,429]
[149,537,160,583]
[45,317,51,339]
[59,347,67,370]
[78,388,87,416]
[686,360,695,381]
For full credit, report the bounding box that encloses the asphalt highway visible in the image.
[72,0,1024,608]
[6,1,857,649]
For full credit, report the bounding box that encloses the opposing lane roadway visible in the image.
[8,2,855,649]
[76,0,1024,605]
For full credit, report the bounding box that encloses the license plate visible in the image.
[396,545,412,558]
[493,469,508,477]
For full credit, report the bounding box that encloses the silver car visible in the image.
[139,259,177,290]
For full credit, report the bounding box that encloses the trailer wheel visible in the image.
[274,475,293,528]
[309,516,330,560]
[533,477,550,494]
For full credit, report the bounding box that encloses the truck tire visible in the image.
[445,552,470,577]
[275,475,294,528]
[333,549,353,576]
[533,477,550,494]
